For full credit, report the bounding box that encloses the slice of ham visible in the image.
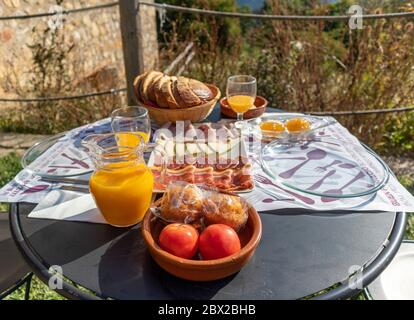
[215,157,235,171]
[193,167,214,185]
[195,155,210,169]
[185,155,197,165]
[167,162,187,170]
[212,169,233,189]
[166,165,196,185]
[232,170,254,190]
[152,162,253,192]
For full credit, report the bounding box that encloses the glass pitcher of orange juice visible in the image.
[82,132,163,227]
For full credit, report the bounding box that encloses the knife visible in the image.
[41,177,89,186]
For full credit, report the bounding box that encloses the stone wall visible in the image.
[0,0,158,99]
[138,0,159,72]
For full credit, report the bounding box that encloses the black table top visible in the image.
[9,107,407,300]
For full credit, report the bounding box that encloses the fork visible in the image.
[59,185,89,193]
[253,183,294,202]
[315,160,342,173]
[255,174,315,205]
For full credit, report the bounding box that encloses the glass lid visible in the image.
[260,138,390,199]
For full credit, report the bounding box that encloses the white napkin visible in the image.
[28,189,106,224]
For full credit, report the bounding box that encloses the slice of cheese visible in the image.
[186,143,201,155]
[155,138,167,148]
[207,142,219,153]
[228,138,241,151]
[215,141,231,154]
[175,142,186,159]
[164,140,175,158]
[196,142,215,155]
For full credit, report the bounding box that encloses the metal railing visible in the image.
[2,1,414,21]
[0,2,119,20]
[138,1,414,21]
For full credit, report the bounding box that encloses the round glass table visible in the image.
[8,107,408,300]
[9,203,406,300]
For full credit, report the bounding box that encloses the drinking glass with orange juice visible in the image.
[226,75,257,129]
[82,132,163,227]
[111,106,151,147]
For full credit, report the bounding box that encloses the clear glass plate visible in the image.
[260,138,390,199]
[21,133,94,178]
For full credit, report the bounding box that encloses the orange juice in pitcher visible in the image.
[82,132,159,227]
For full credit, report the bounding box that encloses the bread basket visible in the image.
[134,84,221,125]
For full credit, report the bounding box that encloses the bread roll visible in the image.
[160,183,204,223]
[203,193,248,232]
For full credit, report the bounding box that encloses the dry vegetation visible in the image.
[1,0,413,149]
[0,18,125,134]
[160,0,414,147]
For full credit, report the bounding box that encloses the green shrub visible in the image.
[0,153,21,187]
[380,112,414,155]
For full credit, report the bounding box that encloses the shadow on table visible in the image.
[97,226,236,300]
[260,208,393,217]
[23,218,127,267]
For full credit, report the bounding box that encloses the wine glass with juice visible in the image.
[226,75,257,129]
[111,106,151,147]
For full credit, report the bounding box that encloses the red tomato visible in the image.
[158,223,199,259]
[199,224,241,260]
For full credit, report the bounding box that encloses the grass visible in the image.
[4,276,65,300]
[0,153,65,300]
[0,152,413,300]
[0,153,22,212]
[401,175,414,241]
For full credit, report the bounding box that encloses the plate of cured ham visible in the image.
[148,122,255,193]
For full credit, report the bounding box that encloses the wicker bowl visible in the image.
[134,84,221,125]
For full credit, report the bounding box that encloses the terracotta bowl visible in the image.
[134,84,221,125]
[220,96,268,119]
[141,205,262,282]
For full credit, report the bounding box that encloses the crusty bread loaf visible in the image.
[133,72,147,104]
[154,75,171,108]
[140,71,163,103]
[147,73,163,103]
[175,77,202,108]
[134,71,214,109]
[189,79,215,101]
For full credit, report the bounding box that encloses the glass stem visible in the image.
[237,113,243,121]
